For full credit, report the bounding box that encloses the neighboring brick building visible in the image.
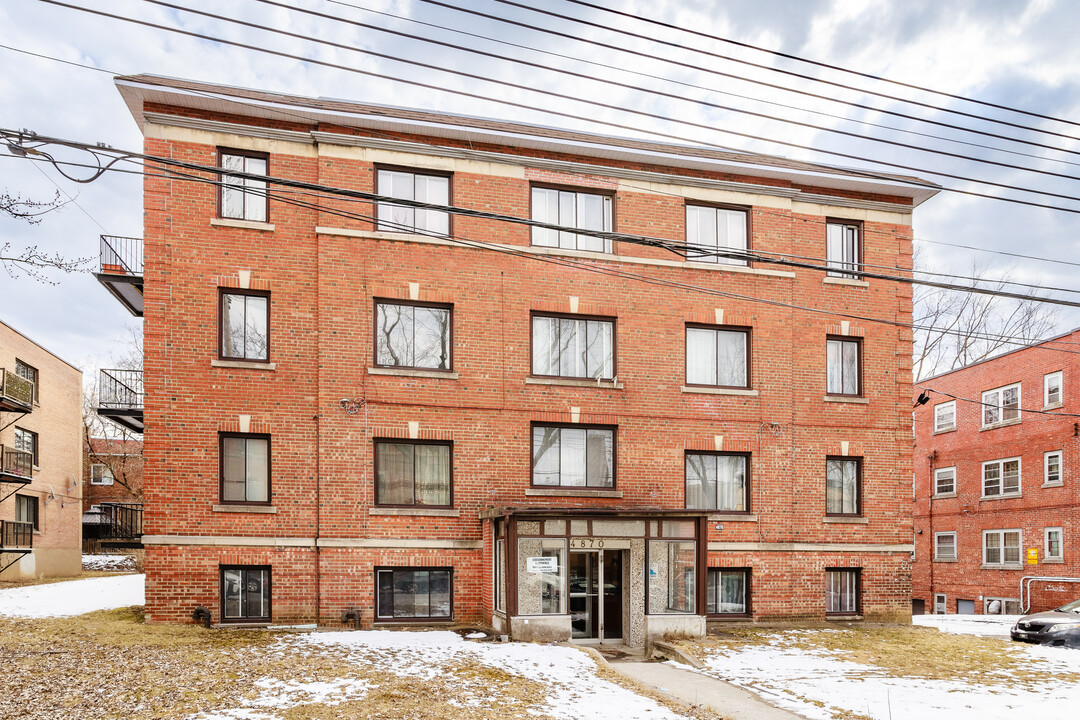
[82,436,143,550]
[111,74,937,643]
[0,319,82,579]
[913,329,1080,616]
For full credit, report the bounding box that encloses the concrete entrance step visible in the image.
[608,657,806,720]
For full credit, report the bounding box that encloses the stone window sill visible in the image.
[211,218,275,232]
[1043,482,1064,489]
[933,558,958,563]
[979,493,1022,502]
[932,492,957,500]
[1044,402,1064,411]
[1043,557,1065,564]
[823,516,869,524]
[933,426,956,435]
[981,564,1023,571]
[525,376,623,390]
[823,277,869,288]
[367,367,459,380]
[213,504,278,514]
[708,513,758,522]
[980,417,1021,432]
[823,395,869,404]
[525,488,622,498]
[681,386,758,397]
[369,507,459,517]
[212,359,276,371]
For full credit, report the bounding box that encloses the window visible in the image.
[1046,528,1064,561]
[685,204,748,266]
[934,532,957,561]
[220,566,271,623]
[934,401,956,432]
[531,314,614,380]
[934,467,956,496]
[220,434,270,504]
[517,537,566,615]
[374,441,451,507]
[826,221,860,278]
[13,427,38,466]
[15,494,38,530]
[376,168,450,235]
[984,597,1021,615]
[983,530,1021,567]
[982,458,1020,497]
[825,569,860,615]
[220,290,269,362]
[494,528,506,614]
[686,326,749,388]
[826,458,861,516]
[531,425,614,488]
[374,301,452,371]
[934,593,947,614]
[14,360,37,403]
[1045,371,1063,406]
[376,568,452,620]
[1045,451,1062,486]
[219,150,267,222]
[825,337,861,396]
[706,568,750,615]
[686,452,749,512]
[90,463,115,486]
[531,186,613,252]
[982,383,1020,426]
[648,539,697,614]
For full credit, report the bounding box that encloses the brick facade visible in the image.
[117,74,932,639]
[913,329,1080,615]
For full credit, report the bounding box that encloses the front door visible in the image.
[569,550,623,642]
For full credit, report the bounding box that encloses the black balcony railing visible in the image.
[0,520,33,549]
[0,369,33,412]
[100,235,143,277]
[0,445,33,481]
[99,502,144,541]
[97,369,144,433]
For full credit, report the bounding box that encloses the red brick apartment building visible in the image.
[107,74,937,644]
[913,329,1080,616]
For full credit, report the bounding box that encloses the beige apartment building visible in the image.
[0,319,82,579]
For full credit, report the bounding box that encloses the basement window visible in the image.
[220,566,271,623]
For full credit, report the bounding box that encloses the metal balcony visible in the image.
[95,235,144,317]
[0,369,33,413]
[99,502,144,548]
[0,445,32,484]
[97,369,144,433]
[0,520,32,550]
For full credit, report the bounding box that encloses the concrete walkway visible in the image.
[609,657,805,720]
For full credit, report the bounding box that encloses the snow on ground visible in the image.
[694,629,1080,720]
[0,574,144,618]
[194,677,374,720]
[913,613,1019,637]
[82,554,138,572]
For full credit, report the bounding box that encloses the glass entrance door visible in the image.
[569,550,623,642]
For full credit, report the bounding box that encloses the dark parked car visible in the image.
[1011,599,1080,643]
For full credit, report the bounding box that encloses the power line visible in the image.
[917,386,1080,419]
[916,237,1080,271]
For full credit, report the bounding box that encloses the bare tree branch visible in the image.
[1,189,92,282]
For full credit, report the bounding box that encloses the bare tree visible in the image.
[82,326,143,499]
[1,189,90,282]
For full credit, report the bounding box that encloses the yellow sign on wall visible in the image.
[1027,548,1039,564]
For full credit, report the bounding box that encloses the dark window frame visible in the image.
[529,311,618,381]
[684,450,751,514]
[372,298,455,372]
[825,335,863,397]
[825,218,863,279]
[825,456,863,517]
[530,422,618,490]
[373,439,454,508]
[219,565,272,624]
[218,432,272,506]
[824,567,861,617]
[684,324,752,390]
[684,201,752,267]
[529,182,616,253]
[15,494,38,531]
[374,164,453,236]
[706,567,752,618]
[217,147,270,222]
[14,426,38,466]
[14,359,38,404]
[218,288,272,363]
[374,566,455,622]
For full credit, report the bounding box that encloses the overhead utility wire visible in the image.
[917,386,1080,419]
[40,1,1080,215]
[488,0,1080,143]
[917,237,1080,270]
[412,0,1080,160]
[238,0,1080,184]
[317,0,1080,169]
[560,0,1080,131]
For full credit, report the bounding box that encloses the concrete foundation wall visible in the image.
[643,614,707,645]
[509,614,572,643]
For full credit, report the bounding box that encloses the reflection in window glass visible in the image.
[648,540,696,614]
[707,569,747,614]
[222,567,270,621]
[686,328,748,387]
[221,293,269,361]
[685,453,747,511]
[532,316,614,379]
[517,538,566,614]
[531,426,613,487]
[376,568,452,619]
[221,153,267,222]
[686,205,747,265]
[377,169,450,235]
[375,302,451,370]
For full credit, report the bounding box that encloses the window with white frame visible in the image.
[934,467,956,496]
[982,458,1020,497]
[1045,371,1063,406]
[934,401,956,432]
[983,529,1021,567]
[90,463,115,486]
[934,532,957,561]
[1045,450,1063,486]
[531,187,612,253]
[219,150,268,222]
[685,204,748,266]
[982,383,1020,426]
[1046,527,1064,561]
[826,221,860,278]
[377,168,450,235]
[934,593,947,614]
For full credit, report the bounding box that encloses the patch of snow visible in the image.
[191,677,372,720]
[82,554,138,572]
[912,613,1020,637]
[0,574,144,618]
[465,631,487,639]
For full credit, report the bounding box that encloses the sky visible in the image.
[1,0,1079,378]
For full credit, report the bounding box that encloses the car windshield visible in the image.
[1056,599,1080,613]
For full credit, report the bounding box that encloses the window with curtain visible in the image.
[531,187,613,252]
[377,168,450,235]
[826,458,861,515]
[825,569,859,615]
[375,441,452,506]
[531,425,614,488]
[826,337,861,396]
[707,568,749,615]
[685,452,748,512]
[220,291,269,361]
[826,221,860,278]
[220,434,270,504]
[531,315,614,380]
[376,568,452,620]
[685,204,748,265]
[686,326,749,388]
